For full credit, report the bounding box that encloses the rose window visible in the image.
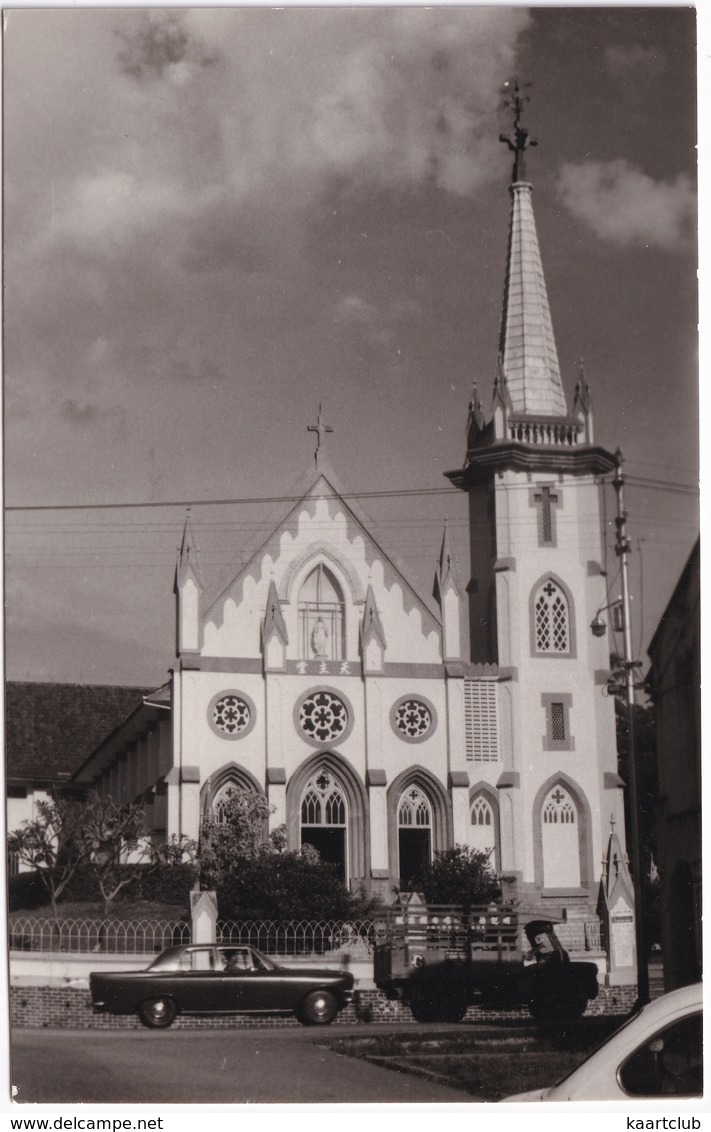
[211,694,251,736]
[394,699,432,739]
[299,691,348,744]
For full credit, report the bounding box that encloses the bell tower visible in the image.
[446,83,624,915]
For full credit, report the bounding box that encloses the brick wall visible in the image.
[10,983,634,1030]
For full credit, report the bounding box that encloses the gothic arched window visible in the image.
[541,784,581,888]
[300,769,348,881]
[298,564,345,661]
[398,785,432,881]
[470,793,499,868]
[533,578,571,654]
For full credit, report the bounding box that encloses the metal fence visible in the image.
[8,916,190,954]
[8,913,604,957]
[217,918,377,955]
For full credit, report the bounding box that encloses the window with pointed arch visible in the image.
[213,783,239,825]
[300,769,348,882]
[298,564,345,661]
[398,785,432,883]
[541,784,581,888]
[533,578,572,655]
[470,793,498,868]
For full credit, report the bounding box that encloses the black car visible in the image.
[90,943,354,1028]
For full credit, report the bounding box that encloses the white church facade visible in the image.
[74,113,626,921]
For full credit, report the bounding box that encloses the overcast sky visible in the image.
[4,6,699,687]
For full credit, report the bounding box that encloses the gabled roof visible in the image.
[203,454,441,630]
[6,682,151,783]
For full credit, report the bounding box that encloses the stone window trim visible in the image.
[532,774,594,893]
[389,694,438,744]
[529,573,577,659]
[386,767,452,882]
[529,483,563,548]
[293,686,355,748]
[207,690,257,741]
[286,751,369,886]
[469,782,501,872]
[541,692,575,751]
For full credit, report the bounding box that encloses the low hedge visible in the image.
[10,863,196,911]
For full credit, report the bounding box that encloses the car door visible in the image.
[165,946,225,1013]
[217,947,293,1012]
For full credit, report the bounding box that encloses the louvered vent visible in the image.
[464,680,498,762]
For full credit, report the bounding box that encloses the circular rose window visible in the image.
[391,696,437,743]
[298,690,349,745]
[208,692,256,740]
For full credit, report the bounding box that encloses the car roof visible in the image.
[630,982,702,1020]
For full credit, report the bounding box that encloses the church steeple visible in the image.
[174,509,202,656]
[497,81,567,418]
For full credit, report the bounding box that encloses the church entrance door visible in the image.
[397,785,432,884]
[300,769,348,884]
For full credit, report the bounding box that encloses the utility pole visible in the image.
[613,450,649,1005]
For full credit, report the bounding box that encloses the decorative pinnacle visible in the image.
[499,78,537,182]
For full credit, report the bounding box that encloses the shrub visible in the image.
[399,844,501,907]
[217,851,371,921]
[59,862,196,908]
[9,870,50,912]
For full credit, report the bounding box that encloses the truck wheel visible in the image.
[410,987,440,1023]
[441,993,468,1023]
[138,996,178,1029]
[298,990,339,1025]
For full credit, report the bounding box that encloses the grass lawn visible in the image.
[324,1019,622,1101]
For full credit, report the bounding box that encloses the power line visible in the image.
[4,470,698,514]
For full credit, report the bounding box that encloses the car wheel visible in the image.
[298,990,339,1026]
[138,996,178,1029]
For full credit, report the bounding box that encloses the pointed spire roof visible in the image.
[262,579,288,645]
[361,584,387,650]
[497,82,568,418]
[433,520,462,604]
[175,509,203,591]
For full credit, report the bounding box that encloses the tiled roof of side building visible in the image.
[6,681,153,782]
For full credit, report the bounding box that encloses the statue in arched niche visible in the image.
[311,616,330,657]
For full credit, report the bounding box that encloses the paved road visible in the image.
[11,1026,470,1105]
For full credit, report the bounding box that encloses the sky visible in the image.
[4,5,699,689]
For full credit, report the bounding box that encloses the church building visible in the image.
[74,107,625,922]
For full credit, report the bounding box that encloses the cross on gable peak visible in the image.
[307,404,334,468]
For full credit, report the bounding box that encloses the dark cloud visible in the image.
[117,13,217,81]
[61,399,100,424]
[180,203,267,275]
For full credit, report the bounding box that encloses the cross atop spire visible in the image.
[307,404,333,469]
[499,78,537,183]
[495,81,568,418]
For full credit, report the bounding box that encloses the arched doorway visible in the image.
[300,768,348,882]
[397,785,433,883]
[541,784,581,888]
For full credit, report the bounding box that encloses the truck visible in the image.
[373,901,600,1024]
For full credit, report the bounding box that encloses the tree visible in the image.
[9,793,197,917]
[399,844,501,907]
[76,793,197,914]
[9,797,90,919]
[198,787,376,921]
[199,788,273,890]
